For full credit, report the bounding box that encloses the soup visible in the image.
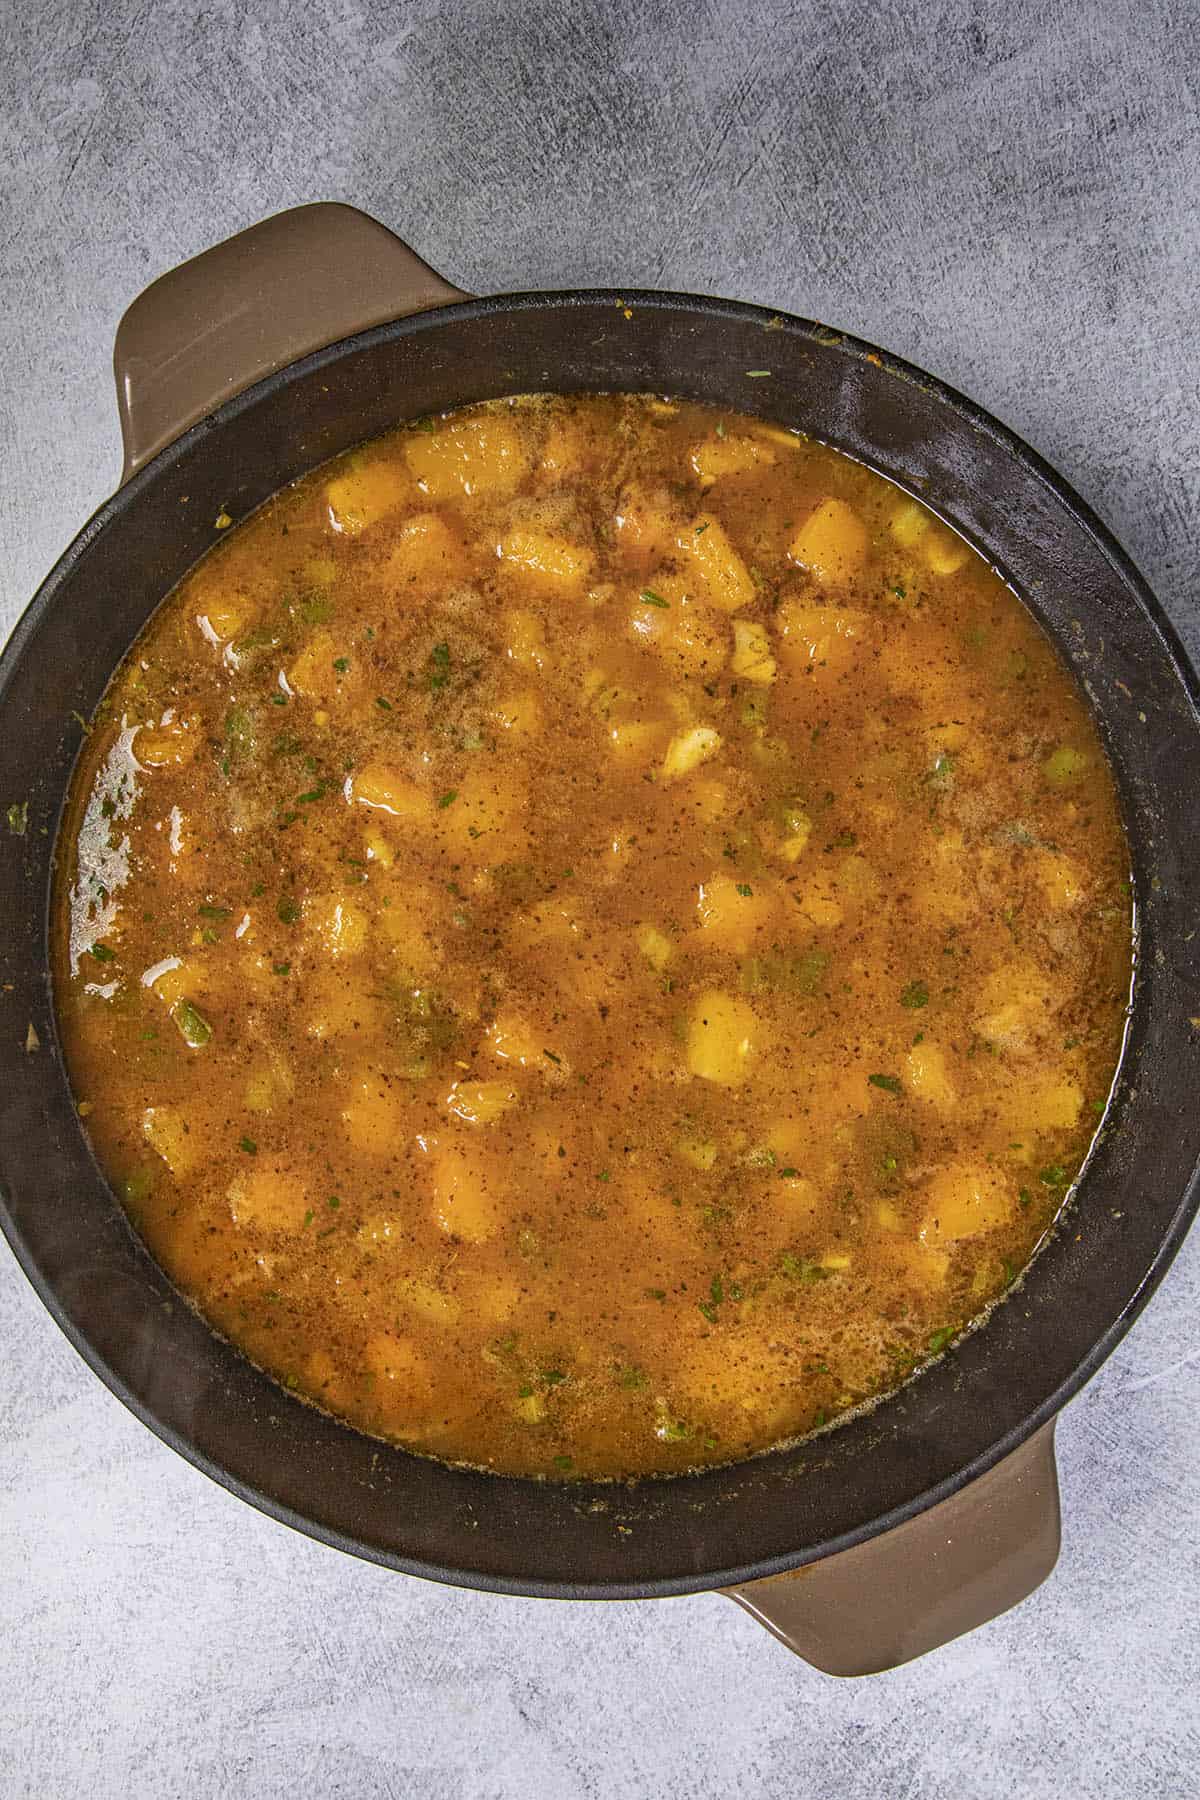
[55,394,1131,1478]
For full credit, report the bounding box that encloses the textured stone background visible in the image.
[2,2,1198,1795]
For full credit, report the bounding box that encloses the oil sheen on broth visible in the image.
[56,394,1131,1480]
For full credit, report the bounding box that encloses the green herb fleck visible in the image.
[928,1326,955,1354]
[333,656,350,673]
[1040,1164,1067,1187]
[239,1135,257,1155]
[640,588,670,609]
[7,801,29,836]
[901,979,930,1009]
[868,1072,903,1094]
[88,943,116,963]
[736,882,753,897]
[437,789,458,809]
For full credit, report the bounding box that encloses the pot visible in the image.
[2,203,1198,1677]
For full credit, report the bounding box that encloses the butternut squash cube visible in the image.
[404,413,530,500]
[686,989,759,1086]
[351,764,431,825]
[662,726,723,782]
[228,1166,310,1233]
[680,514,755,612]
[445,1079,521,1126]
[383,511,467,591]
[308,895,368,959]
[695,873,777,950]
[497,527,595,596]
[788,498,868,583]
[341,1069,406,1155]
[889,499,931,548]
[689,434,776,488]
[427,1140,505,1242]
[142,1104,202,1178]
[776,603,868,673]
[432,769,528,862]
[905,1040,956,1110]
[325,455,413,534]
[920,1163,1015,1243]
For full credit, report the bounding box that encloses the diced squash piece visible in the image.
[924,529,970,576]
[630,577,727,678]
[308,895,368,959]
[341,1069,406,1154]
[196,592,246,642]
[486,1011,546,1067]
[773,813,812,864]
[326,456,413,533]
[687,778,731,825]
[680,514,755,611]
[686,989,759,1086]
[362,1332,434,1413]
[377,885,444,978]
[730,618,777,685]
[885,1238,951,1289]
[614,484,682,565]
[976,959,1058,1049]
[776,602,868,673]
[142,1105,201,1178]
[146,956,207,1009]
[503,607,549,672]
[607,719,669,765]
[396,1278,462,1327]
[136,719,200,768]
[404,413,530,500]
[426,1140,504,1242]
[1022,1078,1085,1131]
[662,726,722,782]
[351,764,431,825]
[486,688,544,739]
[539,417,591,477]
[287,630,345,703]
[383,511,466,590]
[432,769,527,863]
[1034,851,1086,911]
[788,498,868,583]
[889,499,931,548]
[364,828,394,868]
[920,1163,1015,1243]
[497,527,594,595]
[228,1166,310,1233]
[792,875,843,927]
[635,923,674,972]
[244,1061,294,1114]
[445,1079,521,1126]
[675,1132,718,1171]
[305,970,384,1041]
[906,1041,956,1110]
[689,434,776,487]
[1043,745,1090,785]
[695,874,777,950]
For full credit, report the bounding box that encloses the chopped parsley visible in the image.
[640,588,670,609]
[900,979,930,1009]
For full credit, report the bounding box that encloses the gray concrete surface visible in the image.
[2,2,1198,1795]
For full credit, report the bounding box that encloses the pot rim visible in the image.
[3,283,1198,1599]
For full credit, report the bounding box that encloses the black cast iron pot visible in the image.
[2,205,1198,1675]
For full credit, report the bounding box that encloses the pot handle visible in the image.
[113,202,469,483]
[724,1420,1060,1676]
